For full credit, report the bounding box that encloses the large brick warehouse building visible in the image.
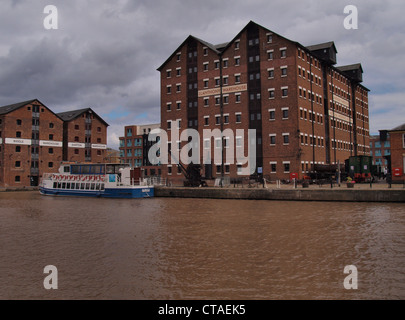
[0,99,108,188]
[157,21,370,182]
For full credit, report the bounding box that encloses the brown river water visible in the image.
[0,191,404,300]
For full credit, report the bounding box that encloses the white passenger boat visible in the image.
[39,163,154,198]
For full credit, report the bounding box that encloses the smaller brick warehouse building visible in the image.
[0,99,64,187]
[388,123,405,183]
[0,100,109,188]
[57,108,109,163]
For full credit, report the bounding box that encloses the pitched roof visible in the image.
[0,99,37,115]
[56,107,109,126]
[306,41,337,53]
[389,123,405,132]
[336,63,363,73]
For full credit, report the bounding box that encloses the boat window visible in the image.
[85,183,90,190]
[96,183,100,190]
[62,182,66,189]
[106,165,115,174]
[101,183,105,190]
[71,183,75,189]
[82,165,91,174]
[63,166,70,173]
[57,183,61,189]
[90,183,95,190]
[80,183,85,190]
[53,182,57,188]
[71,165,80,174]
[76,183,80,190]
[66,183,70,189]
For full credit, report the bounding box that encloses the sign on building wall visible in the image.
[40,140,63,147]
[4,138,32,145]
[68,142,85,148]
[91,144,107,149]
[198,83,248,97]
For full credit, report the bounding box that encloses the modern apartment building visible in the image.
[158,20,370,182]
[119,123,161,176]
[370,134,390,173]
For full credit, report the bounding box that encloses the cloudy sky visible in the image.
[0,0,404,149]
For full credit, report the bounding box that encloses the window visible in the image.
[235,94,241,103]
[176,53,181,61]
[74,149,79,154]
[235,57,240,66]
[167,85,171,94]
[203,47,208,56]
[267,50,274,60]
[235,74,240,83]
[215,116,220,125]
[49,134,54,140]
[49,148,54,154]
[268,69,274,78]
[16,131,21,138]
[49,123,54,128]
[48,162,54,168]
[281,67,287,76]
[280,48,287,58]
[74,136,79,142]
[176,68,181,76]
[16,146,21,152]
[15,176,21,182]
[204,117,209,126]
[283,133,290,145]
[204,98,209,107]
[282,108,289,119]
[214,61,220,69]
[16,119,22,125]
[223,59,228,68]
[176,84,181,92]
[268,89,275,99]
[283,162,290,173]
[177,102,181,110]
[270,134,276,145]
[235,41,240,49]
[224,115,229,124]
[270,162,277,173]
[269,109,275,120]
[167,103,171,111]
[236,113,241,123]
[166,70,171,78]
[267,34,273,43]
[282,88,288,97]
[15,161,21,167]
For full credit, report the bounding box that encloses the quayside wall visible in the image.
[155,187,405,203]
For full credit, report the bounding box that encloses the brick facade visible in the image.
[388,125,405,182]
[158,21,370,184]
[0,100,64,187]
[0,101,108,188]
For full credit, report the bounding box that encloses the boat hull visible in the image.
[39,186,154,199]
